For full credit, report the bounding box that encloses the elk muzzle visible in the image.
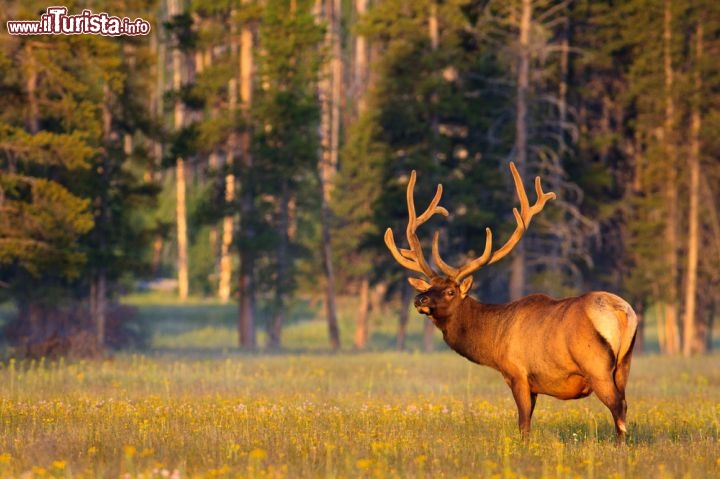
[414,293,432,315]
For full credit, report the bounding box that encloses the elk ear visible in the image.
[408,277,431,292]
[459,277,473,298]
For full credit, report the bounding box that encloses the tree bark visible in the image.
[238,2,256,348]
[320,195,340,350]
[354,0,368,115]
[176,158,189,301]
[682,20,702,357]
[661,0,679,355]
[509,0,531,301]
[422,0,440,352]
[350,0,371,350]
[354,277,370,349]
[219,77,237,303]
[316,0,341,351]
[699,175,720,353]
[170,0,189,302]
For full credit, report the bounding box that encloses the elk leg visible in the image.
[529,392,538,418]
[613,350,633,398]
[509,379,534,440]
[592,379,627,444]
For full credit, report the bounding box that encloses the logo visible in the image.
[7,6,151,36]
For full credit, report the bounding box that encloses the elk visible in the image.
[384,163,638,443]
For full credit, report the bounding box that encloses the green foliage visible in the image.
[0,0,161,337]
[333,112,388,282]
[0,176,93,280]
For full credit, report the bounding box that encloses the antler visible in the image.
[385,162,556,283]
[433,161,557,282]
[384,170,449,279]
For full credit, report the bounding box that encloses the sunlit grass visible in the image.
[1,295,718,477]
[0,352,718,478]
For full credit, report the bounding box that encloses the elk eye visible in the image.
[445,289,455,297]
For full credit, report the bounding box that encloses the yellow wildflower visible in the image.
[124,445,137,459]
[248,448,267,461]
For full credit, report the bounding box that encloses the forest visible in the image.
[0,0,718,357]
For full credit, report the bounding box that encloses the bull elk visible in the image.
[384,163,638,443]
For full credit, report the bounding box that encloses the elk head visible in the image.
[384,162,556,322]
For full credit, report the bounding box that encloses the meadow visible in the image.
[0,298,718,478]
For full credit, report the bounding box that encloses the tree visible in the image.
[237,0,257,348]
[0,1,160,353]
[254,0,323,348]
[316,0,342,351]
[167,0,190,302]
[358,0,506,349]
[0,129,95,296]
[682,18,702,357]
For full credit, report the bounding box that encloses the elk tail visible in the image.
[613,305,638,391]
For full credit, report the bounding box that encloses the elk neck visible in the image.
[434,296,502,369]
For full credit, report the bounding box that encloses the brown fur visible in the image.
[411,276,638,443]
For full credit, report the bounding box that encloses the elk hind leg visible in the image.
[592,378,627,444]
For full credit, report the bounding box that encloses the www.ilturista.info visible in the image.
[7,7,151,36]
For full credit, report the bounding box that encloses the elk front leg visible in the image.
[509,379,536,440]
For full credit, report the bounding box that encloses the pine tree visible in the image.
[254,0,323,348]
[0,1,160,351]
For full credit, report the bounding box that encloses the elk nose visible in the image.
[414,295,429,307]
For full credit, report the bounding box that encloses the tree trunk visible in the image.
[509,0,531,301]
[269,181,290,349]
[238,2,256,348]
[428,2,439,156]
[423,1,440,353]
[176,158,189,301]
[219,77,237,303]
[350,0,371,350]
[171,0,189,302]
[320,197,340,350]
[330,0,342,167]
[705,301,715,353]
[546,14,570,287]
[354,0,368,115]
[682,20,702,357]
[94,81,112,350]
[354,277,370,349]
[371,282,388,320]
[94,273,107,349]
[317,0,341,351]
[700,175,720,353]
[661,0,679,355]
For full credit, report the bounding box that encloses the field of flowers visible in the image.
[0,351,718,478]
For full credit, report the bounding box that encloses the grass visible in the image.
[0,352,718,478]
[0,294,718,477]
